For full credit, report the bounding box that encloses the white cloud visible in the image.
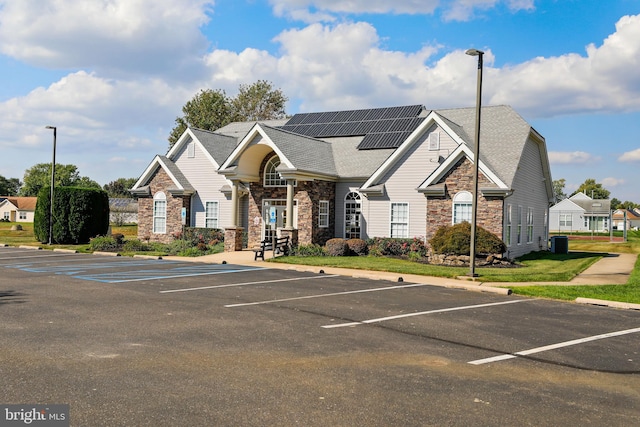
[0,0,213,77]
[490,14,640,117]
[619,148,640,162]
[204,22,469,111]
[548,151,598,165]
[269,0,533,22]
[602,177,625,187]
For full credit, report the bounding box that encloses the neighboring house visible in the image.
[132,104,554,259]
[612,209,640,230]
[549,192,611,233]
[0,197,38,222]
[109,198,139,225]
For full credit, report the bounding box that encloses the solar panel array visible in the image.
[279,105,425,150]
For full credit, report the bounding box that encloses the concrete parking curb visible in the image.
[575,297,640,311]
[54,248,78,254]
[93,251,121,257]
[133,255,163,260]
[19,245,42,250]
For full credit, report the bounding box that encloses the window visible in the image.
[19,211,27,220]
[153,192,167,234]
[505,204,512,246]
[319,201,329,228]
[3,212,9,220]
[205,201,219,228]
[453,191,472,224]
[264,155,286,187]
[527,207,534,243]
[390,203,409,238]
[429,132,440,150]
[345,192,362,239]
[559,214,572,227]
[517,205,522,244]
[187,141,195,158]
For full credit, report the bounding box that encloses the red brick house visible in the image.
[132,104,553,258]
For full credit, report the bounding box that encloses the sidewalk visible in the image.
[167,250,638,296]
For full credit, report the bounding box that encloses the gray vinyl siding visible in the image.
[504,137,550,258]
[173,140,232,229]
[366,126,458,239]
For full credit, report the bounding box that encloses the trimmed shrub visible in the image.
[367,237,427,258]
[122,239,146,252]
[89,236,119,251]
[429,222,506,256]
[180,227,224,245]
[346,238,368,256]
[290,244,327,257]
[325,238,350,256]
[34,186,109,244]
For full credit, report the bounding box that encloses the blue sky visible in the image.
[1,0,640,202]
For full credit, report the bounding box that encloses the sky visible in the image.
[1,0,640,202]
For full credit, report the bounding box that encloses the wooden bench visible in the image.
[253,236,290,261]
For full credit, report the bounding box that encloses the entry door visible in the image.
[262,200,297,241]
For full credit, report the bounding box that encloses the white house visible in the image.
[0,197,37,222]
[132,104,554,259]
[549,192,611,233]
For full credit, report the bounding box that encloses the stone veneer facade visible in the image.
[425,157,504,242]
[137,168,191,244]
[245,154,336,249]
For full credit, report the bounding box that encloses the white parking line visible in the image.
[160,274,340,293]
[0,253,72,261]
[322,299,532,329]
[468,326,640,365]
[225,283,430,307]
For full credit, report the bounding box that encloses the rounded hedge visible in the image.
[429,222,506,256]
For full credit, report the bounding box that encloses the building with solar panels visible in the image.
[131,104,553,259]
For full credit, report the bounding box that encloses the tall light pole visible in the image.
[45,126,57,245]
[466,48,484,277]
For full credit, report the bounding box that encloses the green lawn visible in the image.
[2,222,639,304]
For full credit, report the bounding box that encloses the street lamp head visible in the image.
[46,125,56,130]
[465,48,484,57]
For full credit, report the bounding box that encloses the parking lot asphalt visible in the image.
[1,247,639,426]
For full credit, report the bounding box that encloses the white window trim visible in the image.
[264,155,296,187]
[505,204,512,247]
[527,207,534,244]
[390,202,409,238]
[429,132,440,150]
[319,200,329,228]
[153,192,167,234]
[187,141,195,158]
[517,205,523,245]
[205,200,219,229]
[452,191,472,225]
[344,192,362,239]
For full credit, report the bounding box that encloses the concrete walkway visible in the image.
[166,250,638,296]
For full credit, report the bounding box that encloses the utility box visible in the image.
[550,236,569,254]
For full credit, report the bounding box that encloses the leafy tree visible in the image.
[168,89,233,146]
[231,80,288,122]
[0,175,21,195]
[19,163,99,196]
[570,178,610,200]
[620,200,639,210]
[103,178,138,198]
[610,198,621,210]
[552,178,567,203]
[168,81,288,147]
